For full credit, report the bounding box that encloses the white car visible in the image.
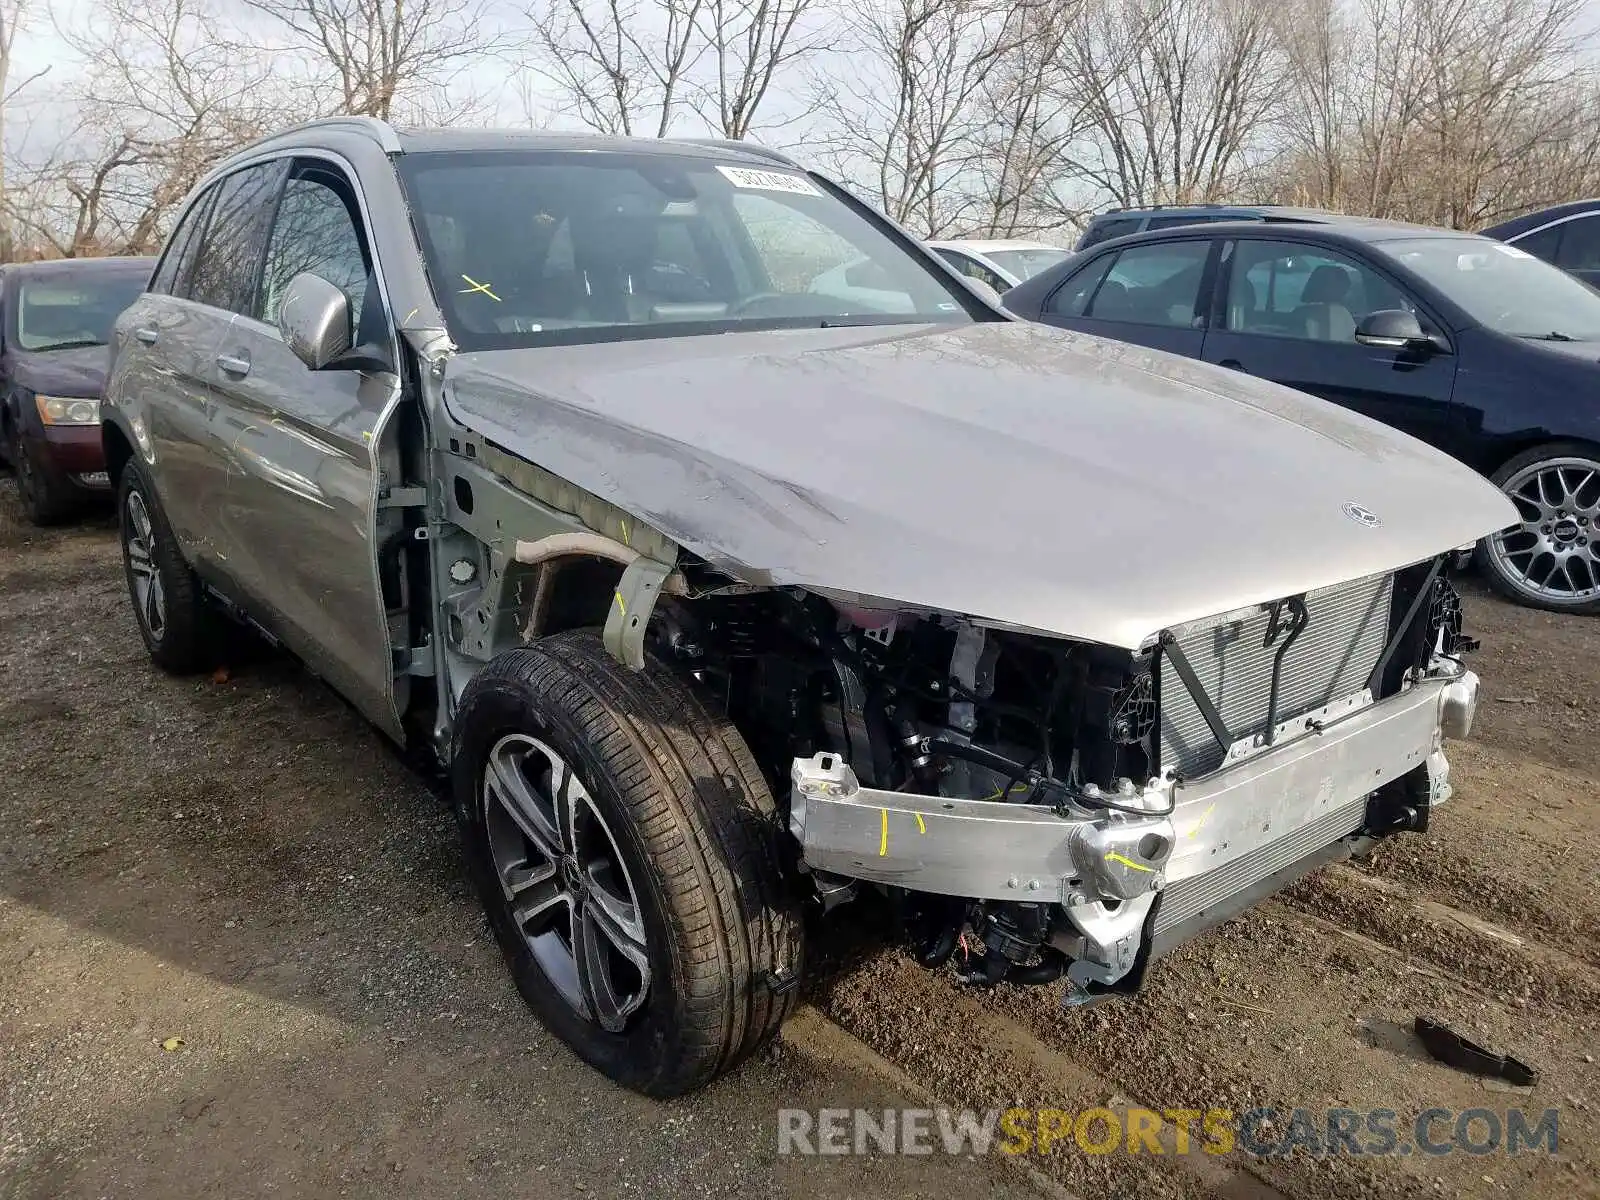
[928,238,1072,289]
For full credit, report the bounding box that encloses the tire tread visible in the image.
[458,630,801,1095]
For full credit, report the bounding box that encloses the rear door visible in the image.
[1035,237,1216,357]
[1199,237,1463,454]
[108,176,248,567]
[209,159,402,734]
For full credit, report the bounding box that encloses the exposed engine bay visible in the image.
[649,557,1480,1002]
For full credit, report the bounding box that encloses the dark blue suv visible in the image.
[1481,200,1600,287]
[1076,205,1334,250]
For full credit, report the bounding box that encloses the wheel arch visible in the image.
[102,419,135,487]
[1486,435,1600,482]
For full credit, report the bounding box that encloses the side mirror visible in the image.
[1355,308,1430,349]
[278,272,352,370]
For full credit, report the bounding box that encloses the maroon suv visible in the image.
[1,256,154,524]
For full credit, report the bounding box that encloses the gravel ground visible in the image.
[2,477,1596,1200]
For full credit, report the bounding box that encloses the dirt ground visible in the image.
[1,477,1596,1200]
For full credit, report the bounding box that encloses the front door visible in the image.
[208,162,403,736]
[1200,238,1463,457]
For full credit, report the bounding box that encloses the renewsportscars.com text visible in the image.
[776,1106,1560,1158]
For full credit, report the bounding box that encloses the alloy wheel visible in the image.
[1487,455,1600,604]
[482,733,652,1032]
[124,489,167,641]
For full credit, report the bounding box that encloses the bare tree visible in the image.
[1262,0,1597,226]
[811,0,1030,235]
[0,0,49,257]
[1269,0,1357,208]
[964,0,1088,235]
[696,0,822,138]
[1057,0,1291,207]
[10,0,300,256]
[525,0,707,137]
[244,0,498,121]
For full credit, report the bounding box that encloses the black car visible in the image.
[1005,219,1600,613]
[1481,200,1600,286]
[0,257,154,524]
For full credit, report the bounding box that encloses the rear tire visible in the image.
[452,630,803,1097]
[118,460,216,673]
[1476,442,1600,615]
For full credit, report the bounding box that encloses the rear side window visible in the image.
[1556,215,1600,273]
[1045,255,1114,316]
[150,190,216,296]
[1083,241,1212,327]
[1146,213,1257,232]
[937,250,1008,292]
[1079,217,1142,249]
[1510,223,1562,263]
[186,161,289,314]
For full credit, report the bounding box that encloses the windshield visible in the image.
[986,247,1070,281]
[1383,237,1600,340]
[14,273,148,352]
[396,151,977,350]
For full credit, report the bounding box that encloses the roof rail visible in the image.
[670,137,800,168]
[254,115,403,154]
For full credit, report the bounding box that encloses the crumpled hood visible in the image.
[443,320,1517,649]
[9,343,110,399]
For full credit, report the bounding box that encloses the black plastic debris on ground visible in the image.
[1414,1016,1539,1087]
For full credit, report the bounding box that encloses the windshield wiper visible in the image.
[1520,331,1580,342]
[33,337,107,352]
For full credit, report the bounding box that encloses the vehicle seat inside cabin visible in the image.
[1294,265,1357,342]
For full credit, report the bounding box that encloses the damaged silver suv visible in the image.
[103,118,1515,1097]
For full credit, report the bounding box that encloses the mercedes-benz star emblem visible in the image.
[1342,502,1382,528]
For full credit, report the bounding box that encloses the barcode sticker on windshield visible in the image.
[715,165,821,196]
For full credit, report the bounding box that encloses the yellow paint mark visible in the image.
[981,782,1034,801]
[1104,852,1155,873]
[915,812,926,834]
[403,307,418,323]
[620,518,630,546]
[613,590,626,617]
[361,429,373,442]
[1188,801,1216,838]
[459,274,502,301]
[879,808,888,856]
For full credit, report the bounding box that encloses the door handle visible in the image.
[1218,359,1249,373]
[133,327,159,345]
[216,354,251,377]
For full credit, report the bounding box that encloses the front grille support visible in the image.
[1156,591,1315,768]
[1155,573,1394,780]
[1366,555,1444,693]
[1155,631,1231,763]
[1262,595,1310,746]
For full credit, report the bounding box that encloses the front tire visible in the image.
[1477,442,1600,614]
[452,631,802,1097]
[12,429,80,526]
[118,461,215,673]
